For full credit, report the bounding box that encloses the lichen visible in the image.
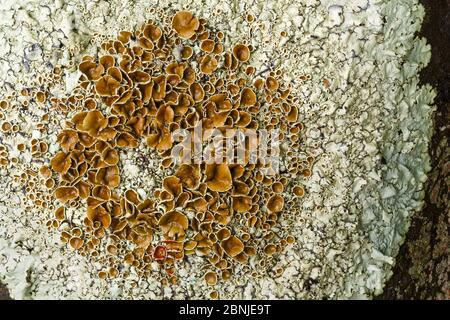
[0,0,436,300]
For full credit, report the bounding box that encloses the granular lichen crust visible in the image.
[0,0,436,299]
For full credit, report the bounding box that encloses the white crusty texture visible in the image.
[0,0,435,299]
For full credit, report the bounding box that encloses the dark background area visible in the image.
[377,0,449,300]
[0,0,448,300]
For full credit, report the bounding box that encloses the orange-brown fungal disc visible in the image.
[0,100,9,110]
[54,206,66,221]
[172,11,199,39]
[97,127,117,142]
[180,46,193,60]
[99,55,115,70]
[102,147,120,165]
[79,60,104,81]
[116,132,139,148]
[86,205,111,228]
[72,112,87,129]
[213,43,223,55]
[156,104,175,125]
[223,52,232,69]
[129,70,151,84]
[125,189,141,205]
[36,91,46,104]
[172,93,194,116]
[232,44,250,62]
[138,36,154,50]
[263,244,277,256]
[81,110,108,137]
[190,198,207,212]
[205,164,233,192]
[54,186,79,203]
[221,235,244,258]
[95,75,121,97]
[254,78,264,90]
[175,164,201,190]
[96,165,120,188]
[293,185,305,197]
[265,76,279,92]
[146,127,172,152]
[232,196,252,213]
[57,130,79,152]
[286,105,298,122]
[286,235,296,245]
[162,175,183,197]
[166,63,185,77]
[69,237,84,250]
[267,194,284,213]
[200,39,215,53]
[272,182,284,193]
[78,131,96,148]
[204,271,218,286]
[217,228,231,241]
[39,165,52,178]
[76,181,90,199]
[200,55,218,75]
[51,152,72,174]
[1,121,11,132]
[302,168,312,177]
[117,30,132,44]
[189,83,205,102]
[197,30,209,41]
[92,185,112,201]
[158,210,189,239]
[183,67,196,84]
[143,23,162,42]
[152,75,167,101]
[240,88,256,106]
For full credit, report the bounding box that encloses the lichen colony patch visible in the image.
[3,10,313,297]
[0,0,435,299]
